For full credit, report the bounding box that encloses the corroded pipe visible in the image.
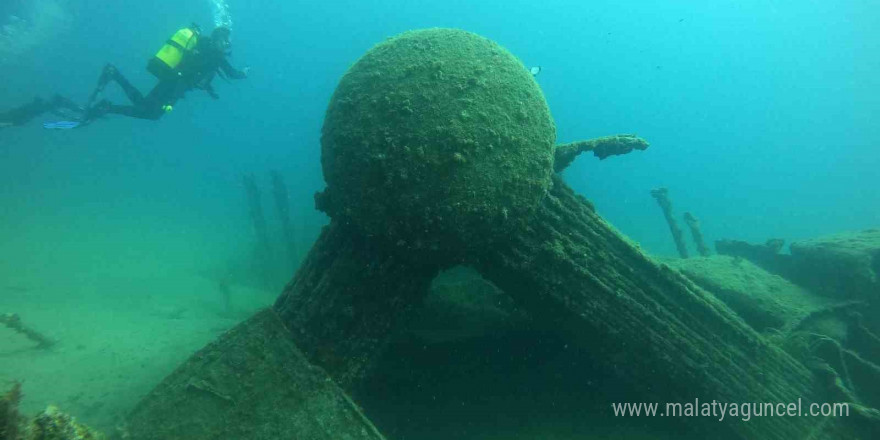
[651,187,689,258]
[684,211,710,257]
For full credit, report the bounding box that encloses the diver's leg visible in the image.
[110,70,146,105]
[83,64,154,123]
[131,80,180,119]
[86,101,162,121]
[83,77,175,123]
[88,64,146,107]
[144,80,181,107]
[50,94,83,112]
[83,103,159,121]
[114,104,165,121]
[87,64,115,107]
[0,97,52,126]
[84,98,165,123]
[47,94,85,119]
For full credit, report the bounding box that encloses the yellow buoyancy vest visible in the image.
[148,27,199,79]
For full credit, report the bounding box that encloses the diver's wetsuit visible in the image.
[0,95,82,127]
[88,35,246,121]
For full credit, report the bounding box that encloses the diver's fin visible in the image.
[42,120,81,130]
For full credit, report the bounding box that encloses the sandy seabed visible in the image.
[0,259,274,434]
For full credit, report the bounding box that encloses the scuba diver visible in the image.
[81,24,248,125]
[0,95,83,129]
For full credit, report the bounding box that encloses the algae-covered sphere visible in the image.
[318,28,556,263]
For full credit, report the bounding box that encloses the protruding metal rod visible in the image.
[650,187,688,258]
[684,212,710,257]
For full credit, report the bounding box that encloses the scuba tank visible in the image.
[147,24,201,81]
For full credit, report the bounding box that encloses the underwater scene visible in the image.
[1,0,878,439]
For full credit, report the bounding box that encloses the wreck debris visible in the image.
[717,230,880,302]
[475,177,828,439]
[715,238,794,278]
[242,174,273,289]
[1,383,106,440]
[316,29,556,265]
[273,222,439,387]
[0,314,54,349]
[683,212,710,257]
[123,309,386,440]
[789,229,880,301]
[122,28,877,439]
[1,382,23,440]
[668,256,830,335]
[293,28,841,438]
[650,187,689,258]
[553,134,649,172]
[27,405,104,440]
[271,170,299,269]
[216,277,232,317]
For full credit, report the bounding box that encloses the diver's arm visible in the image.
[219,58,248,79]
